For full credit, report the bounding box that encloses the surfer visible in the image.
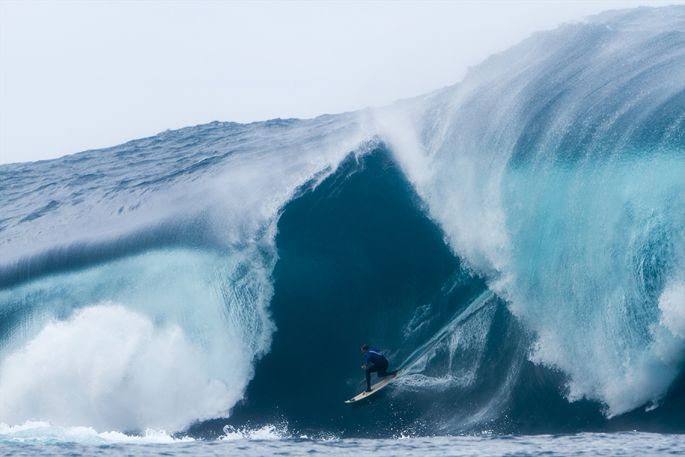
[360,344,397,392]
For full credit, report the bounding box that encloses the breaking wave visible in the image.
[0,5,684,438]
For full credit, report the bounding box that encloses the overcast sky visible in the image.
[0,0,682,164]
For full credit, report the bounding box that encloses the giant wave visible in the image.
[0,6,684,438]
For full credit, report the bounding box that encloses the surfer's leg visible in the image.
[365,364,379,391]
[377,359,390,377]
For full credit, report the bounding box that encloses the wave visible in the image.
[0,5,684,438]
[374,5,685,418]
[0,114,368,432]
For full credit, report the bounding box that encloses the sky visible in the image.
[0,0,683,164]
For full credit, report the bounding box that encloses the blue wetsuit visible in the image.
[363,347,396,391]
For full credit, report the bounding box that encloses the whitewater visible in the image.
[0,5,684,455]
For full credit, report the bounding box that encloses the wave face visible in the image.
[0,6,684,438]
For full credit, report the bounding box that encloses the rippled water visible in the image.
[2,433,685,457]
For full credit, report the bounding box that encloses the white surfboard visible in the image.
[344,371,400,404]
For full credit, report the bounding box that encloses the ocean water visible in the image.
[1,430,684,457]
[1,5,685,455]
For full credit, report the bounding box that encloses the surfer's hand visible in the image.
[361,364,366,369]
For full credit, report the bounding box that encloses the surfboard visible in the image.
[344,371,400,404]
